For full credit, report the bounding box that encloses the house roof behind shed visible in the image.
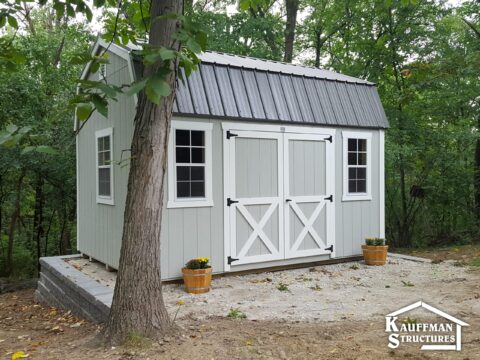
[127,45,389,129]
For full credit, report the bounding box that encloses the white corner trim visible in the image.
[167,120,214,209]
[342,130,372,202]
[95,127,115,206]
[379,130,385,237]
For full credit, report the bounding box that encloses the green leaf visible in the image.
[35,145,58,155]
[159,48,176,60]
[125,78,148,96]
[186,38,202,54]
[91,94,108,118]
[76,103,93,121]
[0,16,6,28]
[6,124,18,134]
[145,75,171,105]
[7,16,18,29]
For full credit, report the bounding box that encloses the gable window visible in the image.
[167,121,213,208]
[95,128,114,205]
[342,131,372,201]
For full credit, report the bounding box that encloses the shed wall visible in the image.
[77,51,384,280]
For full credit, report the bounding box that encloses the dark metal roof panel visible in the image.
[255,71,279,120]
[198,65,224,116]
[242,70,266,119]
[171,61,389,129]
[228,68,253,118]
[213,65,239,118]
[267,73,291,122]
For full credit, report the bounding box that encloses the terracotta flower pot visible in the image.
[182,267,212,294]
[362,245,388,266]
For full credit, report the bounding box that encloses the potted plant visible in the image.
[182,257,212,294]
[362,238,388,266]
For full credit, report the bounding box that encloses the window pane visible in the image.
[191,131,205,146]
[348,180,356,193]
[98,168,111,196]
[348,168,356,180]
[348,152,357,165]
[177,181,190,198]
[176,147,190,163]
[177,166,190,181]
[176,130,190,146]
[103,136,110,151]
[98,137,104,152]
[191,181,205,197]
[98,151,104,166]
[348,138,357,151]
[191,166,205,181]
[357,180,366,193]
[358,152,366,165]
[357,168,366,180]
[358,139,367,152]
[191,148,205,163]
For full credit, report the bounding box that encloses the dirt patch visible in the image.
[1,290,479,359]
[392,243,480,264]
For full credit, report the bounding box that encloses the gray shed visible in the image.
[76,38,388,279]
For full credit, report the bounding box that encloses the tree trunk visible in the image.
[103,0,182,345]
[5,172,25,277]
[474,115,480,223]
[284,0,299,63]
[314,30,322,68]
[32,176,44,272]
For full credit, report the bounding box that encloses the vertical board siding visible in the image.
[77,50,383,279]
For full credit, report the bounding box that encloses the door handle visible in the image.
[286,199,292,202]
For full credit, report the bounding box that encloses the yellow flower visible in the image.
[176,300,185,306]
[12,352,30,360]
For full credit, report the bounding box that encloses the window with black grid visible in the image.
[175,129,206,198]
[347,138,367,193]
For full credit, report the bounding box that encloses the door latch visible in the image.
[324,194,333,202]
[286,199,292,202]
[227,198,239,206]
[325,245,334,252]
[227,256,239,265]
[324,135,333,143]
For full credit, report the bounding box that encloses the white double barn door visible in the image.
[225,127,335,267]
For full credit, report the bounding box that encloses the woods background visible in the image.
[0,0,479,279]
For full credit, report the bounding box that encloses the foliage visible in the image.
[185,257,210,270]
[276,282,290,292]
[365,238,385,246]
[227,308,247,319]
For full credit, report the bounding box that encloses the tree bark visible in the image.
[284,0,299,63]
[103,0,182,345]
[5,172,25,277]
[32,176,44,272]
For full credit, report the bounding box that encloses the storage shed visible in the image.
[76,38,388,280]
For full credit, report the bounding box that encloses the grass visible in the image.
[468,258,480,267]
[124,331,152,348]
[227,308,247,319]
[401,280,414,287]
[277,282,290,292]
[349,264,359,270]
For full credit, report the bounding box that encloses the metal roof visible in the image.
[130,48,389,129]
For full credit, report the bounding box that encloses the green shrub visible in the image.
[185,257,210,270]
[365,238,385,246]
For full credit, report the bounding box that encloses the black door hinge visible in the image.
[324,194,333,202]
[226,130,238,139]
[324,135,333,143]
[228,256,239,265]
[227,198,239,206]
[325,245,334,252]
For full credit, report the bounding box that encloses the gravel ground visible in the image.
[68,257,480,323]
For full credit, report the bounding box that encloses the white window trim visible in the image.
[95,127,114,205]
[342,130,372,202]
[167,120,213,209]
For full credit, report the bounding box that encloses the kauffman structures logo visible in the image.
[385,301,469,351]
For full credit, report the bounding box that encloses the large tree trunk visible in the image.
[103,0,182,345]
[284,0,299,63]
[474,115,480,223]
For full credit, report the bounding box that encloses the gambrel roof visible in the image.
[83,39,389,129]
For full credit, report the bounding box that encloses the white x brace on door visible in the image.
[224,125,335,269]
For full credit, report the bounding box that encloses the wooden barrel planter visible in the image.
[362,245,388,266]
[182,267,212,294]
